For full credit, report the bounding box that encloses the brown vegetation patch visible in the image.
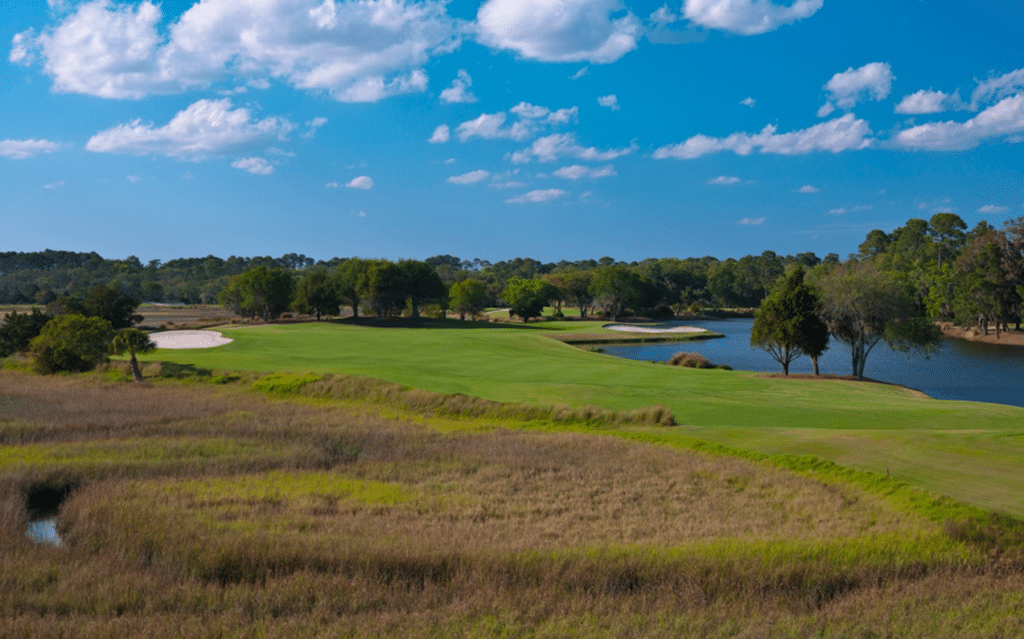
[940,323,1024,348]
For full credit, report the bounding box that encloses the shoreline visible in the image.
[940,324,1024,348]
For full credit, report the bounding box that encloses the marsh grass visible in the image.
[2,369,1024,636]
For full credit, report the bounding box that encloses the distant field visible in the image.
[133,319,1024,518]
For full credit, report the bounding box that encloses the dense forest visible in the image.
[1,213,1022,334]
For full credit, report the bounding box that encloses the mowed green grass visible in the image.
[136,320,1024,516]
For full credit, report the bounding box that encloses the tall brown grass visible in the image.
[2,369,1023,637]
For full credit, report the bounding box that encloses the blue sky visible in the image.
[3,0,1023,264]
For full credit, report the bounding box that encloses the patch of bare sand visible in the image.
[941,325,1024,348]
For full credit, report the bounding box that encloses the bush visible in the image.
[667,351,729,370]
[30,314,114,374]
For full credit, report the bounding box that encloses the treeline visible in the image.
[0,248,834,315]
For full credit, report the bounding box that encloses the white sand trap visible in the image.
[603,323,707,334]
[150,330,233,349]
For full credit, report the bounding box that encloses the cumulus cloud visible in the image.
[440,69,477,103]
[741,97,756,108]
[979,204,1008,214]
[708,175,740,185]
[653,113,872,159]
[511,133,637,164]
[682,0,823,35]
[894,90,962,115]
[738,217,765,225]
[455,104,577,142]
[798,185,819,193]
[597,94,620,111]
[12,0,453,101]
[971,68,1024,110]
[231,157,274,175]
[346,176,374,189]
[429,124,450,143]
[0,138,66,159]
[896,94,1024,151]
[85,99,289,159]
[819,62,894,116]
[447,169,490,184]
[505,188,568,204]
[476,0,641,64]
[553,164,616,180]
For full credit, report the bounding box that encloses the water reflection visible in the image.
[26,517,61,546]
[601,319,1024,408]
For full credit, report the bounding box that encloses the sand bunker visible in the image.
[603,323,707,334]
[150,330,233,349]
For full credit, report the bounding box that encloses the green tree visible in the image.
[0,308,54,357]
[30,314,114,374]
[219,266,295,320]
[111,328,156,381]
[549,268,594,318]
[750,269,829,375]
[366,260,407,318]
[398,260,448,319]
[292,268,339,320]
[334,258,371,318]
[503,278,557,322]
[449,279,490,320]
[812,262,940,379]
[589,265,641,320]
[928,212,967,270]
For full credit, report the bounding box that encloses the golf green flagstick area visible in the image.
[133,320,1024,518]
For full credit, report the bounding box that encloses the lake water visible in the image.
[26,518,61,546]
[602,319,1024,408]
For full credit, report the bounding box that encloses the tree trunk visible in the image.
[782,361,789,375]
[129,354,143,382]
[811,356,820,375]
[351,302,359,318]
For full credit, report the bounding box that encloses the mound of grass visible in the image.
[667,351,732,370]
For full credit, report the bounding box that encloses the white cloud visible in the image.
[43,180,65,189]
[896,94,1024,151]
[447,169,490,184]
[979,204,1008,214]
[738,217,765,225]
[820,62,894,115]
[683,0,823,35]
[708,175,740,185]
[489,180,527,189]
[505,188,568,204]
[456,112,530,142]
[545,107,579,125]
[126,175,141,183]
[827,207,846,214]
[346,175,374,189]
[476,0,641,64]
[654,113,872,159]
[14,0,453,101]
[971,68,1024,109]
[894,90,962,115]
[570,66,589,80]
[429,124,450,143]
[440,69,477,103]
[511,133,637,163]
[798,185,819,193]
[597,94,620,111]
[231,157,274,175]
[510,102,552,119]
[0,138,65,159]
[741,97,756,108]
[302,117,328,138]
[553,164,616,180]
[85,99,289,159]
[326,181,339,188]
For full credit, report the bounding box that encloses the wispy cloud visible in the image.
[708,176,741,185]
[597,94,620,111]
[0,138,66,159]
[43,180,65,189]
[511,133,636,164]
[346,176,374,189]
[447,169,490,184]
[553,164,616,180]
[738,217,765,225]
[429,125,450,143]
[231,157,274,175]
[798,185,819,193]
[505,189,568,204]
[979,204,1008,213]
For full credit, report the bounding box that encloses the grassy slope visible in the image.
[136,320,1024,516]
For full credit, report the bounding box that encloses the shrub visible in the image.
[30,314,114,374]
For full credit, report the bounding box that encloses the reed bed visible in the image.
[2,369,1024,636]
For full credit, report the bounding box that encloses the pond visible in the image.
[601,319,1024,408]
[26,517,61,546]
